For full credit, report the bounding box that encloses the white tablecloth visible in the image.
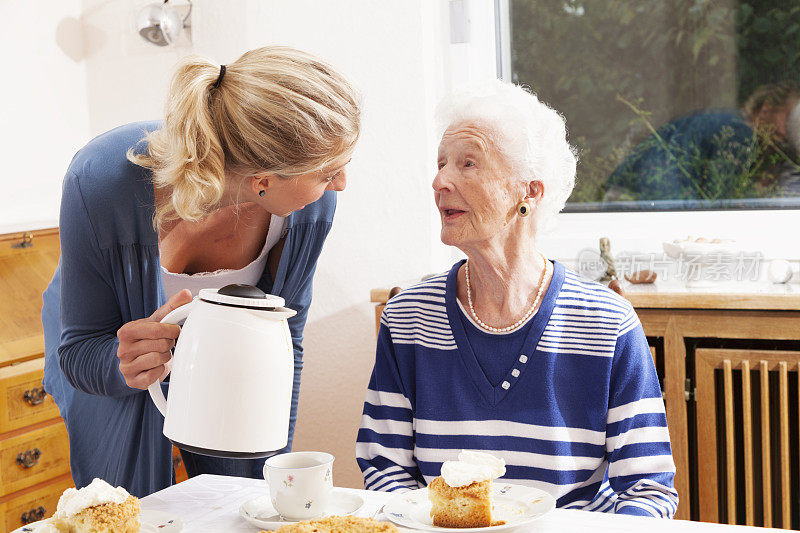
[140,475,784,532]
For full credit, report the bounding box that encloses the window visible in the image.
[503,1,800,212]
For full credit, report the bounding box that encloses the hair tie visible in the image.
[212,65,226,89]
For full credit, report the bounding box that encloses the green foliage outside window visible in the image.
[510,0,800,207]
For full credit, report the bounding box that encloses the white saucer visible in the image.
[240,489,365,530]
[14,510,182,532]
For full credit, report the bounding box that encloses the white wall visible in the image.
[0,0,90,232]
[81,0,194,134]
[238,0,456,489]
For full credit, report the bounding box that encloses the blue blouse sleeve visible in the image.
[57,172,138,397]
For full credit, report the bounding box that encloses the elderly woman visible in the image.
[356,80,678,518]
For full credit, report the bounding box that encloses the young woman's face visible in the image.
[256,154,350,217]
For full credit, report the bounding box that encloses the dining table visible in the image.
[140,474,788,532]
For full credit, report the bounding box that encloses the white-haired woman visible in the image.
[357,80,678,518]
[42,46,361,496]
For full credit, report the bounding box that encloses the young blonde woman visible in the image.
[41,46,361,496]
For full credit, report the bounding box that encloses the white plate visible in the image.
[14,510,182,532]
[239,488,365,530]
[383,483,555,532]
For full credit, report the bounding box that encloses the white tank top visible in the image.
[161,214,286,298]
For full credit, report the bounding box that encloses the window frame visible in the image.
[494,0,800,263]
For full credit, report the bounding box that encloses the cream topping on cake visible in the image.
[441,450,506,487]
[55,478,131,518]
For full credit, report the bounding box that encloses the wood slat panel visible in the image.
[696,349,800,527]
[695,351,718,522]
[723,360,735,525]
[664,317,689,520]
[760,360,772,528]
[778,362,790,529]
[741,360,754,526]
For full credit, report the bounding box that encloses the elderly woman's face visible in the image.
[433,122,521,247]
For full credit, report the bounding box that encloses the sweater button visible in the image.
[501,381,510,390]
[519,355,528,363]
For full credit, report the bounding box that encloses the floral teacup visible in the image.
[263,451,334,520]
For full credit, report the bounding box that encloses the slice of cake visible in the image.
[428,450,506,528]
[48,478,140,533]
[270,515,399,533]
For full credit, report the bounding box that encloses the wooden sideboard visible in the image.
[371,278,800,528]
[0,228,187,530]
[628,285,800,528]
[0,228,72,530]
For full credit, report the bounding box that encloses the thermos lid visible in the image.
[199,284,285,310]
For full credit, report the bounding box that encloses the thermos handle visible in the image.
[264,307,297,320]
[148,299,196,417]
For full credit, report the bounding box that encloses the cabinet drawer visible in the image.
[0,474,73,531]
[0,421,69,495]
[0,359,60,433]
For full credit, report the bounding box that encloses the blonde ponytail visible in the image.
[128,46,361,228]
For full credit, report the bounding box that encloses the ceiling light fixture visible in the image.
[136,0,192,47]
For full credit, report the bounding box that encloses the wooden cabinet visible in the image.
[634,300,800,528]
[0,228,74,528]
[0,228,187,529]
[371,280,800,527]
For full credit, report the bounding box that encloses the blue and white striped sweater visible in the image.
[356,260,678,518]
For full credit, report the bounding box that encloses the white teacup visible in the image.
[263,451,334,521]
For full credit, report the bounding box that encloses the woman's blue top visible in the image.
[41,121,336,497]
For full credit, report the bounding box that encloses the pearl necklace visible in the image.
[465,254,550,333]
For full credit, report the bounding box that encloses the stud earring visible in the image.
[259,190,266,197]
[516,200,531,217]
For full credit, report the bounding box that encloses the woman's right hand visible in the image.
[116,290,193,390]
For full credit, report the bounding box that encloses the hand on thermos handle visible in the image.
[117,290,192,390]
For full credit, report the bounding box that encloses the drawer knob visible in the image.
[21,506,46,524]
[16,448,41,469]
[23,387,47,406]
[11,232,34,249]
